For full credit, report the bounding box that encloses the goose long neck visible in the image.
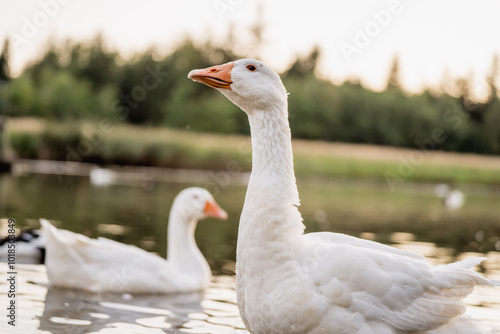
[248,108,298,201]
[166,207,199,267]
[241,101,304,238]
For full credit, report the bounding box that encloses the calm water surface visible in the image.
[1,163,500,333]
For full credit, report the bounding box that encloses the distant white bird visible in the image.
[189,59,499,333]
[41,187,227,293]
[445,190,465,210]
[435,183,452,198]
[435,184,465,210]
[89,166,116,186]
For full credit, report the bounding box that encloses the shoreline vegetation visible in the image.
[5,118,500,186]
[1,35,500,158]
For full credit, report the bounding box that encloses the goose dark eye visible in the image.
[246,64,256,71]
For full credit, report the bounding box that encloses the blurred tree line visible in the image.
[0,35,499,155]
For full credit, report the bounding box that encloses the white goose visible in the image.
[189,59,499,333]
[41,187,227,294]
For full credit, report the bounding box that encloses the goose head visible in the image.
[174,187,228,221]
[188,59,287,113]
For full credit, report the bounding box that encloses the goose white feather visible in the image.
[41,187,227,294]
[189,59,499,333]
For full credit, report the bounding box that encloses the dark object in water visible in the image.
[0,228,46,264]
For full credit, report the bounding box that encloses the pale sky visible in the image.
[1,0,499,96]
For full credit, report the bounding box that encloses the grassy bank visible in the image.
[5,118,500,185]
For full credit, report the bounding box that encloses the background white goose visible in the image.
[41,187,227,294]
[189,59,499,333]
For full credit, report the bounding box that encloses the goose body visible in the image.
[189,59,499,333]
[41,187,227,294]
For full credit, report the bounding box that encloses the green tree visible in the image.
[386,55,403,92]
[8,74,38,116]
[285,46,321,78]
[0,39,10,81]
[77,34,120,89]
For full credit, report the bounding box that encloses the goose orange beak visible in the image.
[204,200,228,220]
[188,62,233,90]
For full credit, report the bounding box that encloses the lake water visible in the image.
[1,161,500,333]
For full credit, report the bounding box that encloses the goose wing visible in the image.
[302,232,493,331]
